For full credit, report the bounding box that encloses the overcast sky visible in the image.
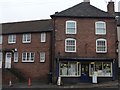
[0,0,120,23]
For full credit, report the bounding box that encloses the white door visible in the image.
[5,52,12,68]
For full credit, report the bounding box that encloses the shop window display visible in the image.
[89,62,112,77]
[60,62,81,77]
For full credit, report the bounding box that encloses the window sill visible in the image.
[22,42,31,44]
[96,52,107,54]
[65,51,76,53]
[22,61,34,63]
[96,33,106,35]
[8,42,16,44]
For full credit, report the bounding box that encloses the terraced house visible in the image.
[1,0,118,85]
[1,20,53,84]
[51,0,117,84]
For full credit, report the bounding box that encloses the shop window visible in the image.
[89,62,112,77]
[59,62,81,77]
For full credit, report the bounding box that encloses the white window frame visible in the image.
[22,52,35,62]
[0,35,2,44]
[66,20,77,34]
[40,52,45,62]
[8,34,16,44]
[22,34,31,43]
[95,21,106,35]
[0,52,2,68]
[96,39,107,53]
[65,38,76,52]
[41,33,46,42]
[14,52,18,62]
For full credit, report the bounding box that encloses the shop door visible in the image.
[5,52,12,69]
[80,63,90,82]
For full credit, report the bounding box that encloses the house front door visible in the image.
[5,52,12,69]
[80,63,90,82]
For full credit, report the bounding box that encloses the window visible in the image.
[89,62,112,77]
[40,52,45,62]
[14,52,18,62]
[65,38,76,52]
[60,62,81,77]
[8,35,16,43]
[0,35,2,44]
[66,21,76,34]
[96,39,107,53]
[95,21,106,35]
[0,52,2,68]
[41,33,46,42]
[22,52,34,62]
[22,34,31,43]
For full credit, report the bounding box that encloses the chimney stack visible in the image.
[107,1,115,15]
[84,0,90,3]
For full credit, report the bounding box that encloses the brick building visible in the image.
[116,1,120,70]
[1,19,53,84]
[0,0,118,85]
[51,0,117,84]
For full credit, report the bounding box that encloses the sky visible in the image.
[0,0,120,23]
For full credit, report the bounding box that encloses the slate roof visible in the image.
[51,2,114,18]
[115,12,120,26]
[1,19,53,34]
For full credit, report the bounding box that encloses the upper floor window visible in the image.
[96,39,107,53]
[41,33,46,42]
[8,35,16,44]
[95,21,106,35]
[22,52,35,62]
[0,35,2,44]
[22,34,31,43]
[65,38,76,52]
[66,21,77,34]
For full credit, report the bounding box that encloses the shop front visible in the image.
[56,58,116,84]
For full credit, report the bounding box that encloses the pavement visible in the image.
[2,80,119,89]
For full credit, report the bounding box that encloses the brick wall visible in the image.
[2,32,51,83]
[54,17,117,59]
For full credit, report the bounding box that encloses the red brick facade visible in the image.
[54,18,117,58]
[2,32,52,83]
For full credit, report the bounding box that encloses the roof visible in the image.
[1,19,53,34]
[115,12,120,26]
[51,2,114,18]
